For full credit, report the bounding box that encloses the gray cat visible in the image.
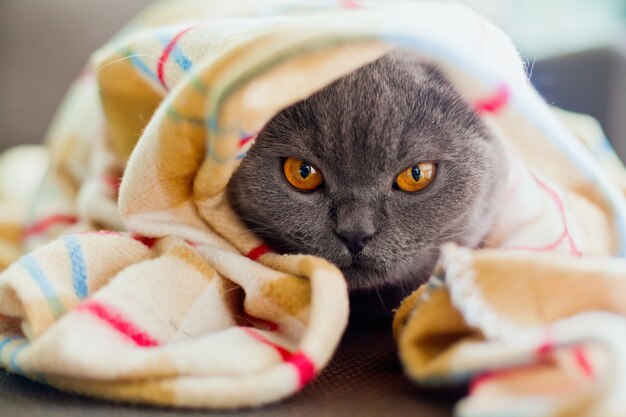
[227,50,507,315]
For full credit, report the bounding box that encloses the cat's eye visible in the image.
[394,162,436,192]
[283,157,324,191]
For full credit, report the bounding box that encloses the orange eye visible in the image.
[283,157,324,191]
[395,162,436,192]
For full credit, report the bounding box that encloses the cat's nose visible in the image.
[337,230,373,255]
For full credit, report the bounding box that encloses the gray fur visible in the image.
[227,50,507,303]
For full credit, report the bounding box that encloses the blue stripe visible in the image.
[170,44,193,72]
[121,48,160,84]
[129,54,159,82]
[63,235,88,299]
[0,336,20,354]
[19,255,64,316]
[0,339,46,381]
[157,32,193,76]
[9,343,27,375]
[0,336,26,375]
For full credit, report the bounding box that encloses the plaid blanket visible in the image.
[1,1,626,414]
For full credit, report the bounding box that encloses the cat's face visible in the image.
[227,51,507,291]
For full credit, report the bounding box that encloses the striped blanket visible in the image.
[1,1,626,415]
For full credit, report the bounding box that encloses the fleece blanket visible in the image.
[1,0,626,415]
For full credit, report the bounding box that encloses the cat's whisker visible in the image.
[95,54,160,77]
[438,228,473,243]
[374,287,387,310]
[229,227,276,239]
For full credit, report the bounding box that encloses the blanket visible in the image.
[1,0,626,415]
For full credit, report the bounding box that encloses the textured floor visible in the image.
[0,323,455,416]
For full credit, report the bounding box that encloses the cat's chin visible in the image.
[344,265,433,321]
[339,249,441,292]
[341,262,434,292]
[347,262,435,320]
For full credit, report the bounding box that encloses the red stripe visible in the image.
[539,333,593,378]
[242,327,316,389]
[538,332,595,376]
[77,301,159,347]
[78,230,123,237]
[242,327,291,360]
[102,176,121,196]
[238,134,257,148]
[474,83,510,114]
[472,343,595,395]
[131,233,158,249]
[511,229,569,253]
[469,367,531,394]
[572,346,594,378]
[469,371,495,394]
[508,176,582,256]
[157,25,197,90]
[536,340,554,356]
[287,352,316,387]
[247,244,270,261]
[80,230,161,249]
[535,177,582,257]
[23,214,79,238]
[340,0,362,8]
[83,231,158,247]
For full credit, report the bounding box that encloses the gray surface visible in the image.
[531,42,626,160]
[0,324,454,417]
[0,0,152,149]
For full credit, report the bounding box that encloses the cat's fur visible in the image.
[227,50,507,312]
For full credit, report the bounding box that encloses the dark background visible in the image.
[0,0,152,150]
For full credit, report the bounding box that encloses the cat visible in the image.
[227,50,508,316]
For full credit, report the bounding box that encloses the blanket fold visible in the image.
[1,1,626,415]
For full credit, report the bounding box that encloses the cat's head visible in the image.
[227,51,507,291]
